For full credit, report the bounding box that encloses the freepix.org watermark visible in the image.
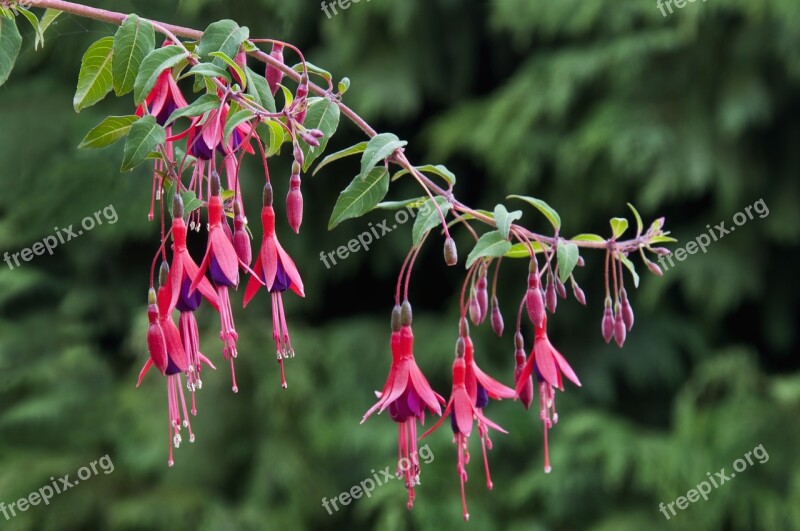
[658,198,768,273]
[657,0,708,17]
[3,204,118,271]
[0,454,114,521]
[320,0,372,20]
[321,444,434,514]
[659,444,768,520]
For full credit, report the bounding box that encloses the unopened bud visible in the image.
[514,350,533,410]
[265,43,284,96]
[232,50,247,85]
[651,247,671,256]
[526,287,545,328]
[159,261,169,287]
[577,256,585,267]
[514,332,524,351]
[210,171,221,197]
[286,174,303,233]
[293,144,304,168]
[647,261,663,276]
[555,277,567,299]
[459,317,470,337]
[620,289,634,331]
[490,297,504,336]
[172,193,184,219]
[468,296,482,326]
[545,281,557,313]
[601,302,614,343]
[263,182,273,207]
[455,337,465,359]
[572,282,586,306]
[400,300,412,327]
[444,237,458,266]
[614,308,627,347]
[233,209,251,266]
[299,132,320,147]
[476,275,488,324]
[148,288,158,305]
[391,304,402,332]
[308,128,324,139]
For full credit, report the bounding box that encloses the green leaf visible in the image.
[627,203,643,237]
[619,254,640,288]
[166,93,220,125]
[391,164,456,185]
[133,45,187,105]
[412,197,452,245]
[493,204,522,239]
[360,133,407,180]
[610,217,629,239]
[313,141,368,176]
[507,195,561,231]
[112,14,155,96]
[244,66,276,113]
[183,62,230,83]
[466,231,512,269]
[292,61,332,82]
[16,8,42,51]
[338,77,350,95]
[0,15,21,86]
[556,240,580,283]
[328,168,389,230]
[37,9,61,49]
[649,235,678,244]
[78,115,139,149]
[121,116,165,172]
[504,242,548,258]
[73,37,114,112]
[197,20,248,66]
[571,233,606,243]
[179,191,204,217]
[209,51,246,90]
[299,97,340,172]
[257,120,286,157]
[376,197,426,210]
[278,84,294,107]
[223,109,254,144]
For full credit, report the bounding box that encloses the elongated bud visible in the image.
[647,261,663,276]
[555,277,567,299]
[172,193,184,219]
[233,203,251,266]
[444,237,458,266]
[308,128,324,139]
[391,304,402,332]
[526,286,545,328]
[614,304,627,347]
[651,247,671,256]
[148,287,158,305]
[545,280,557,313]
[514,334,533,409]
[572,282,587,306]
[476,274,488,323]
[295,73,309,124]
[210,171,221,197]
[620,289,634,331]
[287,173,303,233]
[232,50,247,85]
[459,317,470,338]
[469,295,482,326]
[159,261,169,287]
[299,131,320,147]
[400,300,412,327]
[293,144,304,169]
[455,337,465,359]
[601,300,614,343]
[263,182,273,207]
[514,331,524,350]
[265,43,284,95]
[577,256,585,267]
[491,296,504,336]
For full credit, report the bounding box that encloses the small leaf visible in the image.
[508,195,561,231]
[313,141,368,176]
[16,8,43,50]
[278,84,294,107]
[299,97,340,171]
[504,242,548,258]
[466,231,512,268]
[37,9,61,49]
[361,133,407,180]
[376,197,426,210]
[121,116,165,172]
[610,217,629,239]
[133,45,187,105]
[73,37,115,112]
[328,168,389,230]
[209,51,246,90]
[112,14,155,96]
[257,119,286,157]
[618,254,640,288]
[649,235,678,244]
[392,164,456,185]
[184,62,230,82]
[244,66,276,112]
[556,240,580,283]
[223,109,254,144]
[166,93,220,125]
[571,233,606,243]
[179,191,204,217]
[0,15,22,86]
[627,203,643,237]
[78,115,139,149]
[197,20,248,65]
[493,204,522,239]
[291,61,332,81]
[338,77,350,94]
[412,197,452,245]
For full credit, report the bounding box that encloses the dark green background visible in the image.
[0,0,798,529]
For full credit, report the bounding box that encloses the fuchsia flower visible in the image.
[362,302,444,509]
[515,316,581,472]
[136,70,188,126]
[190,172,257,393]
[243,183,305,388]
[421,350,507,522]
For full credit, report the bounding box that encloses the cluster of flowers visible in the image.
[135,43,316,466]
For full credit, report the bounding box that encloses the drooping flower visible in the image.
[421,345,508,521]
[515,316,581,472]
[243,183,305,388]
[361,302,444,509]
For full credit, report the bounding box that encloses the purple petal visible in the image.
[210,255,236,287]
[176,277,202,312]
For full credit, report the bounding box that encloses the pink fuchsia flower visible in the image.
[190,173,258,393]
[136,70,188,126]
[243,183,305,388]
[515,316,581,473]
[421,349,508,522]
[361,302,444,509]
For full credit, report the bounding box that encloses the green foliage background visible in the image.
[1,0,799,529]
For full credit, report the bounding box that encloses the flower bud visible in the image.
[620,289,634,331]
[286,174,303,233]
[232,50,247,86]
[299,132,320,147]
[614,306,627,347]
[526,287,545,328]
[233,203,251,266]
[391,304,402,332]
[490,296,504,336]
[601,301,614,343]
[158,261,169,287]
[263,182,273,207]
[455,337,466,359]
[577,256,585,267]
[651,247,671,256]
[265,43,284,96]
[400,300,412,327]
[476,274,488,324]
[514,344,533,410]
[514,331,524,350]
[308,128,324,139]
[572,282,587,306]
[444,237,458,266]
[172,193,184,219]
[545,280,557,313]
[293,144,304,169]
[210,171,221,197]
[469,296,482,326]
[647,261,663,276]
[555,277,567,299]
